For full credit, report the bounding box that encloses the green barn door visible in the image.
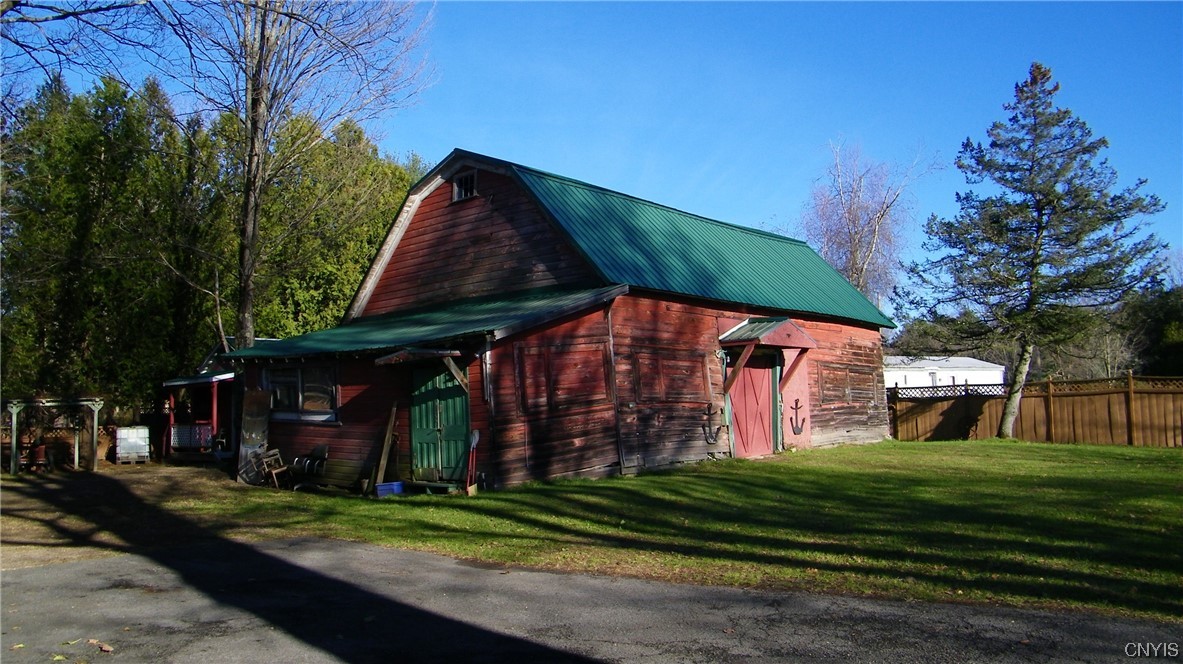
[411,365,470,482]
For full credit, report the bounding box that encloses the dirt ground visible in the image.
[0,463,240,571]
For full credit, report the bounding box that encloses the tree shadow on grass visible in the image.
[1,471,598,663]
[415,465,1182,620]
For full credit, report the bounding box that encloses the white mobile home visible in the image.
[884,356,1006,388]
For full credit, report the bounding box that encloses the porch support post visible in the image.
[88,400,104,471]
[167,391,177,457]
[8,402,23,475]
[210,380,220,440]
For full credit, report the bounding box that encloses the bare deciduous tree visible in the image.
[1165,246,1183,288]
[1,0,158,117]
[1,0,150,73]
[4,1,430,348]
[799,141,932,306]
[148,0,431,346]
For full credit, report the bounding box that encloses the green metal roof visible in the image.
[506,160,894,329]
[227,286,625,360]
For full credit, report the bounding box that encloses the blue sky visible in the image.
[378,1,1182,269]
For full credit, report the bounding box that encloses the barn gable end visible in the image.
[357,168,602,317]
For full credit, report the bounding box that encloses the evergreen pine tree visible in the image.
[898,63,1165,437]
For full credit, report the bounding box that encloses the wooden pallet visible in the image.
[116,456,149,465]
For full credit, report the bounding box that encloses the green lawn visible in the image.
[183,439,1182,621]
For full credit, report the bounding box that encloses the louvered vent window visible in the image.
[452,170,477,202]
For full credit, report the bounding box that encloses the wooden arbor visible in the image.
[5,397,104,474]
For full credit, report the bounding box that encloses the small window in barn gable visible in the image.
[452,170,478,202]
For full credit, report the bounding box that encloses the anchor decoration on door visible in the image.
[789,398,806,436]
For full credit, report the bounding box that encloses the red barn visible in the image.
[227,150,894,490]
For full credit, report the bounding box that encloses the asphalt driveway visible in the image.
[2,537,1178,663]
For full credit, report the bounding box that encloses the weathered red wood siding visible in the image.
[362,170,601,316]
[465,354,494,483]
[795,321,889,446]
[244,355,495,485]
[609,294,731,469]
[240,159,890,487]
[608,293,887,457]
[247,361,408,473]
[488,306,620,486]
[244,311,887,486]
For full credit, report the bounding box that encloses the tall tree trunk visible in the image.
[997,341,1035,438]
[237,185,259,347]
[235,0,272,349]
[237,159,260,347]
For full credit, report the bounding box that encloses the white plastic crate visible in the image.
[116,426,151,463]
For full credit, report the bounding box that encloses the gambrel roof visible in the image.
[348,149,894,330]
[230,150,894,361]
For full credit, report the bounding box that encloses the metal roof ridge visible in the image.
[442,149,808,247]
[509,163,811,248]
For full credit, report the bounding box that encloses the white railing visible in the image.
[171,424,214,449]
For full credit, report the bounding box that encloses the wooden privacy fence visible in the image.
[887,375,1183,447]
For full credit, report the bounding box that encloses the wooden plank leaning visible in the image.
[373,403,398,493]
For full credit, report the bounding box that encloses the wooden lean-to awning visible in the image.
[720,318,818,394]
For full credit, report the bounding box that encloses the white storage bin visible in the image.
[116,426,151,463]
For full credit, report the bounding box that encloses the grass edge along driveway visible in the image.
[13,439,1183,623]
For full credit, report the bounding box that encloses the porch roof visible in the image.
[225,285,626,360]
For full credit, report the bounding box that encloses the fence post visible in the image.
[1045,378,1055,443]
[1126,370,1136,446]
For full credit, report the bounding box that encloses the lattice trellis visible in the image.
[1137,377,1183,391]
[890,377,1183,402]
[1040,378,1123,394]
[887,384,1008,400]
